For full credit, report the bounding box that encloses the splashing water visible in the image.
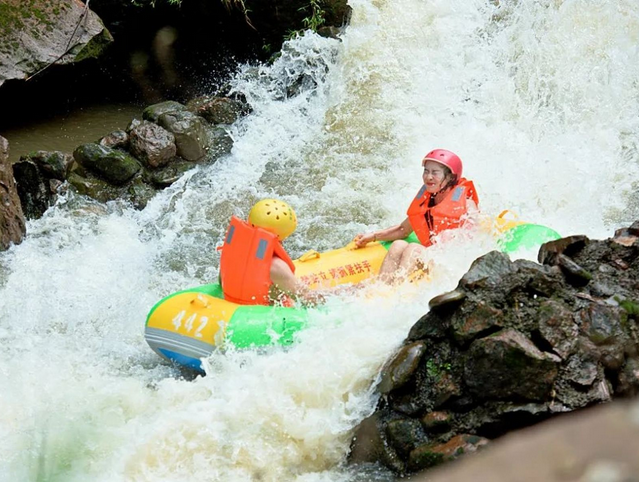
[2,0,639,480]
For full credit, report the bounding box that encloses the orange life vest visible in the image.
[406,178,479,246]
[219,216,296,305]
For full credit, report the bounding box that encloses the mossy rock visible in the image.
[73,143,141,185]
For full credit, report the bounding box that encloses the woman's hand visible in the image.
[353,232,377,248]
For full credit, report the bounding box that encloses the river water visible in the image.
[1,0,638,481]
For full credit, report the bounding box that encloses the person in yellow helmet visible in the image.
[219,199,322,306]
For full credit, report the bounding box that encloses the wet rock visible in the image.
[429,289,466,311]
[464,329,560,401]
[0,136,25,250]
[12,159,51,219]
[557,254,592,287]
[553,377,612,409]
[386,418,426,457]
[378,342,427,394]
[99,130,129,149]
[0,0,113,88]
[388,343,459,416]
[128,121,177,168]
[127,118,142,133]
[616,357,639,397]
[142,100,187,123]
[144,159,198,188]
[590,281,616,297]
[126,177,157,210]
[518,261,566,297]
[579,304,627,371]
[614,221,639,238]
[421,411,452,433]
[73,143,142,185]
[408,434,489,472]
[612,235,639,248]
[460,250,515,290]
[206,125,234,160]
[157,111,211,161]
[12,151,74,219]
[349,414,406,474]
[562,353,600,387]
[407,311,450,341]
[67,172,123,203]
[430,370,462,408]
[317,25,343,39]
[538,235,589,265]
[187,96,247,124]
[22,151,74,180]
[452,301,504,344]
[537,300,578,359]
[451,401,553,439]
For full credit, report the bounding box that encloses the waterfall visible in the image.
[1,0,638,480]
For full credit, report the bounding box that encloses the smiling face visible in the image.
[422,160,452,193]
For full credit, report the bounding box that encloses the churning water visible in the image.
[1,0,638,480]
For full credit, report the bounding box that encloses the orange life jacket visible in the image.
[406,178,479,246]
[219,216,296,305]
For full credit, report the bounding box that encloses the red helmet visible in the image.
[422,149,463,178]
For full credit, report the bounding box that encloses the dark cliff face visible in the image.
[0,136,26,250]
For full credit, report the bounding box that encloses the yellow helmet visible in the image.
[248,199,297,240]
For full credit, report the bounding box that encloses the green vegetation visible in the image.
[300,0,326,31]
[283,0,327,41]
[426,359,452,378]
[0,4,25,36]
[618,297,639,316]
[0,2,57,38]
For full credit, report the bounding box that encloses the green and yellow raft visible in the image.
[145,213,560,371]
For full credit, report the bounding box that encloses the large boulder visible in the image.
[142,101,187,124]
[0,0,113,87]
[0,136,25,250]
[156,110,211,161]
[186,96,248,125]
[350,225,639,476]
[128,120,176,168]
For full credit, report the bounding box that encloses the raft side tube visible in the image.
[498,223,562,253]
[225,304,310,348]
[293,241,389,289]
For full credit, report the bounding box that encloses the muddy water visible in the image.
[1,103,142,163]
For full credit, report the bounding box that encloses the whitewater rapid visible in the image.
[1,0,638,480]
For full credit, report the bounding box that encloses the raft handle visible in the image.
[298,250,321,262]
[498,209,519,220]
[190,294,210,308]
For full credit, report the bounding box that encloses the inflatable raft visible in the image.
[145,213,560,371]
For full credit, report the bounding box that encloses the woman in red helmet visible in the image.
[354,149,479,283]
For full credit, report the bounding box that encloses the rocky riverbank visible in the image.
[349,225,639,476]
[11,96,244,218]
